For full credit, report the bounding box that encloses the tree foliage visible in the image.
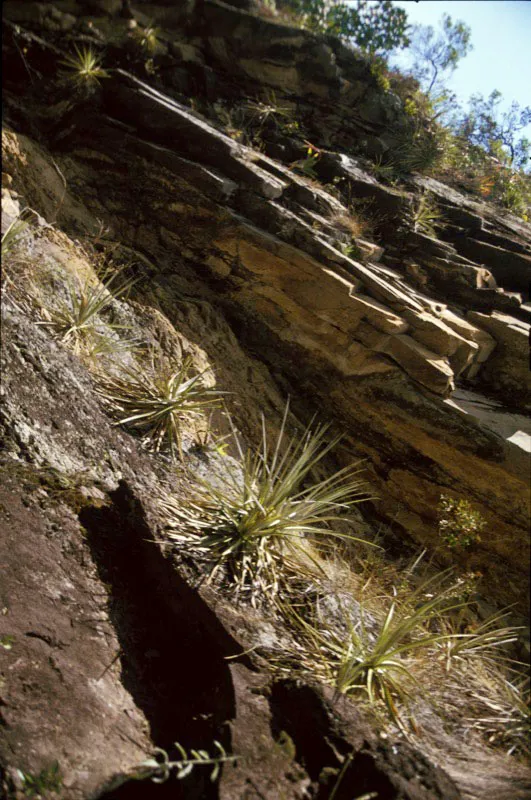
[407,13,472,95]
[282,0,409,53]
[455,91,531,170]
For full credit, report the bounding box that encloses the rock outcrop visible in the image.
[1,1,530,798]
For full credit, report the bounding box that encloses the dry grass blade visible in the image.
[162,403,373,605]
[98,357,222,458]
[440,610,523,671]
[467,677,530,756]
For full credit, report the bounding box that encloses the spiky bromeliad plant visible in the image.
[97,357,222,458]
[162,404,372,605]
[279,572,466,729]
[39,269,136,358]
[1,211,31,259]
[60,45,108,91]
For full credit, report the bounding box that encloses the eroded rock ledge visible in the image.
[1,2,530,798]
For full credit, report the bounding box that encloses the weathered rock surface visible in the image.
[1,1,530,797]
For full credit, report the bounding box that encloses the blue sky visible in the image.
[390,1,530,124]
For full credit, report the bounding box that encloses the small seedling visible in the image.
[131,741,236,784]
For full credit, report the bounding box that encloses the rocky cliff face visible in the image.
[1,2,530,799]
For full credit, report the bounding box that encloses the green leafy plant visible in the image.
[97,357,222,458]
[412,193,442,237]
[438,494,486,550]
[16,762,62,797]
[369,155,397,182]
[291,146,321,179]
[38,269,137,358]
[130,741,236,784]
[162,404,371,605]
[0,634,15,650]
[280,573,464,728]
[406,13,473,97]
[60,45,108,90]
[281,0,409,54]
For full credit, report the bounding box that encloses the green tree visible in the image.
[456,91,531,170]
[408,14,472,96]
[280,0,409,54]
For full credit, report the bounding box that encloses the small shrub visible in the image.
[97,357,222,458]
[162,404,371,605]
[279,0,409,54]
[438,495,486,550]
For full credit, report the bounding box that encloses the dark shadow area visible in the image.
[80,481,239,800]
[269,680,397,800]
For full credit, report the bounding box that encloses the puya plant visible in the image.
[161,403,372,606]
[245,90,293,132]
[412,193,443,237]
[467,676,531,757]
[59,45,108,93]
[1,210,33,259]
[97,356,222,459]
[38,268,137,358]
[130,22,161,55]
[279,571,466,729]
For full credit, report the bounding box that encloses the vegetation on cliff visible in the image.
[1,1,530,798]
